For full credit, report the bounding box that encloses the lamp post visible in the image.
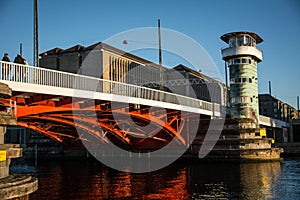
[158,19,163,90]
[297,96,299,119]
[123,19,164,90]
[34,0,39,67]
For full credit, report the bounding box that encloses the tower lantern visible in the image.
[221,31,263,127]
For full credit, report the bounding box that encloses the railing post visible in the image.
[11,64,14,81]
[0,61,2,80]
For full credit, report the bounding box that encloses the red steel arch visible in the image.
[3,93,195,150]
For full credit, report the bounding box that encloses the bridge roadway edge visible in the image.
[1,80,219,117]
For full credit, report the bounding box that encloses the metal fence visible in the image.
[0,61,220,114]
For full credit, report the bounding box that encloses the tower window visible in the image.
[245,36,250,45]
[230,78,235,84]
[237,36,244,46]
[229,38,236,47]
[232,77,252,83]
[242,58,248,64]
[230,96,253,104]
[227,58,252,65]
[234,59,240,64]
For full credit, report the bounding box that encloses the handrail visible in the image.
[0,61,220,113]
[259,115,289,128]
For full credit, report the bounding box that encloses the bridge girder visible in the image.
[8,94,191,149]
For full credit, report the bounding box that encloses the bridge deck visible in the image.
[0,61,222,116]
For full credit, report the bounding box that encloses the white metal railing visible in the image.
[0,61,221,114]
[259,115,289,128]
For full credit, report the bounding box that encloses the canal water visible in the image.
[10,158,300,200]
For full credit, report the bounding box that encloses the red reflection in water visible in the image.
[82,166,188,199]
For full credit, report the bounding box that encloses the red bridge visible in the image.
[0,61,224,152]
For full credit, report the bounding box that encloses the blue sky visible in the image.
[1,0,300,108]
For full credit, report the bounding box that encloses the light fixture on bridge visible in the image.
[123,19,164,91]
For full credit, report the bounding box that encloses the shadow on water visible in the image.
[9,158,300,200]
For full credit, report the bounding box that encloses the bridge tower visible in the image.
[217,31,283,160]
[221,31,263,127]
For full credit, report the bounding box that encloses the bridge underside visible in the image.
[4,92,210,151]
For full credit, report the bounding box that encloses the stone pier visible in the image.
[210,118,283,160]
[189,118,283,161]
[0,82,38,199]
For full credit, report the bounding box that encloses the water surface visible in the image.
[10,158,300,199]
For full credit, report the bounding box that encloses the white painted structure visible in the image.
[221,45,263,61]
[259,115,289,128]
[0,61,221,116]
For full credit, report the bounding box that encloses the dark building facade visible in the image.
[259,94,298,122]
[39,42,226,105]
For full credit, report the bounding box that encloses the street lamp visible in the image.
[123,19,164,91]
[158,19,163,90]
[34,0,39,67]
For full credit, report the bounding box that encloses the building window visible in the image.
[245,36,251,46]
[227,57,252,66]
[237,36,244,46]
[234,58,240,64]
[228,35,256,47]
[230,78,235,84]
[230,96,252,104]
[229,38,236,47]
[231,77,252,84]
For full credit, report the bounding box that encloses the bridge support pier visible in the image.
[0,126,5,144]
[206,118,283,161]
[0,82,38,199]
[0,126,9,179]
